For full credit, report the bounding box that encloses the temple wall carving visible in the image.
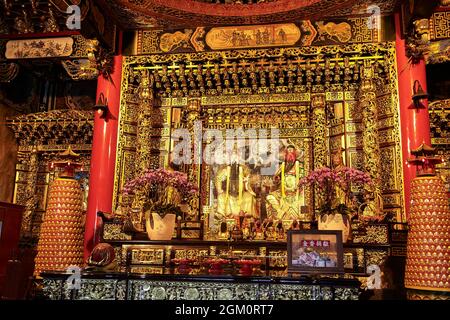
[0,102,18,202]
[6,110,94,238]
[429,99,450,193]
[134,16,390,55]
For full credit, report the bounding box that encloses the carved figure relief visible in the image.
[317,22,352,43]
[160,30,194,52]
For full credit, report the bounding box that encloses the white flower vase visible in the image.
[145,212,176,241]
[318,213,351,243]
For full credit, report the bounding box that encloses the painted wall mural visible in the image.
[1,35,95,61]
[5,37,73,59]
[205,24,301,50]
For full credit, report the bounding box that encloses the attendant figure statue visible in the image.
[266,144,306,220]
[359,186,384,220]
[331,150,347,207]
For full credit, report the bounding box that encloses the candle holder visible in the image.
[204,258,229,275]
[234,259,261,276]
[171,258,195,274]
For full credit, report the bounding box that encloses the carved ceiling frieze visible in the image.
[104,0,398,29]
[127,43,391,98]
[135,17,384,55]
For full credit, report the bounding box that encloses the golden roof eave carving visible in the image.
[6,109,94,124]
[6,109,94,147]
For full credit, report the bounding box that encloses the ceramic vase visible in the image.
[145,212,176,240]
[318,213,351,243]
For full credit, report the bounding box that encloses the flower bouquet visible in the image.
[122,168,198,240]
[299,166,372,242]
[299,166,372,216]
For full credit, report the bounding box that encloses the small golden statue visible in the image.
[254,220,265,240]
[359,186,384,220]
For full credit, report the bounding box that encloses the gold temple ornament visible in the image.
[405,143,450,292]
[34,146,85,276]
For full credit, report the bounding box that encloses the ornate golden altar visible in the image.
[100,36,408,290]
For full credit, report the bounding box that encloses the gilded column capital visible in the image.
[311,93,326,109]
[187,98,202,122]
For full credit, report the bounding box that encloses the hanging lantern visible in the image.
[93,92,109,118]
[410,80,429,110]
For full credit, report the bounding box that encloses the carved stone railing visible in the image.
[37,271,360,300]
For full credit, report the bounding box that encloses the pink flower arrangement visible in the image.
[334,166,373,201]
[122,168,198,215]
[299,166,372,214]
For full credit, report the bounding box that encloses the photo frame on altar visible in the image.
[287,230,344,274]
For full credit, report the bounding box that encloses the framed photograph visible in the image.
[287,230,344,274]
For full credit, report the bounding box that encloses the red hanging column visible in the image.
[395,13,431,219]
[84,46,123,259]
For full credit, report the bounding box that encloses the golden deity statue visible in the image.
[266,144,306,220]
[214,148,257,220]
[360,187,384,218]
[331,150,347,207]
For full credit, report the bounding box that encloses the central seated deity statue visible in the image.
[214,149,257,219]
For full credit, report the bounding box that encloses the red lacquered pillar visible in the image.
[395,13,431,219]
[84,45,123,260]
